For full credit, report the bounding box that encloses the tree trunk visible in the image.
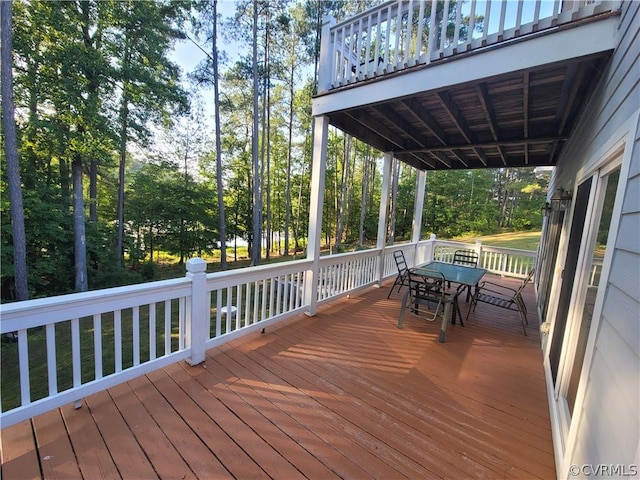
[1,0,29,300]
[250,0,261,265]
[263,28,271,259]
[359,147,370,246]
[284,50,294,256]
[335,134,350,250]
[212,0,227,269]
[72,156,88,292]
[89,160,98,222]
[116,36,131,269]
[388,158,400,243]
[116,96,128,268]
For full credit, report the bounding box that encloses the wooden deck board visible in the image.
[127,374,232,479]
[0,420,41,480]
[33,409,83,479]
[1,276,556,479]
[84,390,158,479]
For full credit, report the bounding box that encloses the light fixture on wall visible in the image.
[551,188,573,212]
[541,188,572,216]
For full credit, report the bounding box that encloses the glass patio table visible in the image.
[413,261,487,296]
[410,261,487,342]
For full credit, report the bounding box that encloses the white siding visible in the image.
[549,1,640,475]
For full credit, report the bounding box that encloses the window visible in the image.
[549,178,591,383]
[566,167,620,414]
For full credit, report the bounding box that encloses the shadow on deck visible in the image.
[1,275,555,479]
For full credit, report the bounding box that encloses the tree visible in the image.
[1,0,29,301]
[111,0,190,268]
[250,0,261,265]
[191,0,228,269]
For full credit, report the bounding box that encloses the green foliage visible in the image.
[2,0,551,302]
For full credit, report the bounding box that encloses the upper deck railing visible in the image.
[318,0,618,93]
[1,237,539,428]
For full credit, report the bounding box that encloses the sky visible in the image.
[169,1,245,121]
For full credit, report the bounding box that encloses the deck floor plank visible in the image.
[84,389,158,479]
[237,331,481,479]
[1,276,556,479]
[108,381,197,479]
[262,324,516,477]
[32,409,83,480]
[214,343,403,478]
[202,348,369,479]
[0,420,41,480]
[126,373,232,479]
[164,361,307,480]
[147,364,270,480]
[259,298,551,478]
[60,402,120,479]
[177,359,341,479]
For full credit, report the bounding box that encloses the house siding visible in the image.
[548,1,640,475]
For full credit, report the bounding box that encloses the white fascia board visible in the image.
[312,17,619,116]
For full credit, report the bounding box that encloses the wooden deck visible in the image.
[1,275,555,479]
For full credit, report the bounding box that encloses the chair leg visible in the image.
[387,280,396,298]
[397,290,411,328]
[455,297,464,327]
[387,277,400,298]
[517,305,528,335]
[465,295,477,323]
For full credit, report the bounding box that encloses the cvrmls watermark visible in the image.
[569,464,638,477]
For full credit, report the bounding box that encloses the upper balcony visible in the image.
[313,0,622,171]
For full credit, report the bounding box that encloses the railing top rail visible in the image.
[0,277,189,316]
[205,257,311,282]
[329,0,397,31]
[318,247,380,262]
[481,244,537,255]
[1,278,192,332]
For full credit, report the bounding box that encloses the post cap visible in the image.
[186,257,207,273]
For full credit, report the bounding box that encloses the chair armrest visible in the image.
[478,280,518,294]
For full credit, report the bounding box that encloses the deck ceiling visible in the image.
[325,53,613,171]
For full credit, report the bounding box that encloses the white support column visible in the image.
[376,152,393,286]
[411,170,427,265]
[304,115,329,316]
[411,170,426,244]
[186,258,208,366]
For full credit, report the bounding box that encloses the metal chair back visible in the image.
[453,249,479,267]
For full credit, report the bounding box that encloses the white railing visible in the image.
[0,236,536,427]
[319,0,616,91]
[0,277,193,428]
[433,239,536,277]
[317,249,380,302]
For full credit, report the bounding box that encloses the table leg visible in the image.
[439,300,451,343]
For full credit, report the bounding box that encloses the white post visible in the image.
[186,258,208,366]
[475,238,483,268]
[411,170,426,263]
[376,152,393,286]
[317,16,336,94]
[304,115,329,316]
[427,233,437,262]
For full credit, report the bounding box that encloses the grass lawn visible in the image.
[451,230,541,251]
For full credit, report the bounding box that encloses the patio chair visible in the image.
[452,249,480,300]
[387,250,410,298]
[453,249,479,267]
[465,269,535,335]
[398,271,464,339]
